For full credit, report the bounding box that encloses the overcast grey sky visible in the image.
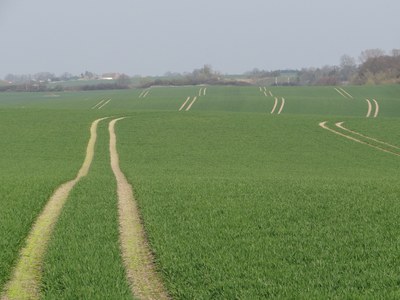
[0,0,399,77]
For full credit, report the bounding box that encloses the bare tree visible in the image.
[359,48,385,63]
[339,54,357,82]
[391,49,400,57]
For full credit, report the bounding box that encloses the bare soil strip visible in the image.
[340,88,353,99]
[365,99,372,117]
[336,122,400,150]
[269,91,273,97]
[335,88,347,98]
[185,96,197,111]
[271,97,278,114]
[259,87,262,92]
[198,88,203,97]
[319,121,400,157]
[277,97,285,114]
[179,97,191,111]
[98,99,111,109]
[91,99,105,109]
[139,91,145,98]
[109,118,169,300]
[373,99,379,118]
[2,117,107,300]
[264,87,267,92]
[264,91,268,97]
[203,88,207,96]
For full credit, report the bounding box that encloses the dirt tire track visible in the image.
[373,99,379,118]
[98,99,111,109]
[335,88,347,98]
[365,99,372,117]
[336,122,400,150]
[91,99,105,109]
[109,118,169,300]
[179,97,191,111]
[185,96,197,111]
[319,121,400,157]
[271,97,278,114]
[277,97,285,114]
[340,88,353,99]
[1,117,107,300]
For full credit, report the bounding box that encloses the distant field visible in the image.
[0,84,400,298]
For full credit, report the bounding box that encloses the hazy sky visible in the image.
[0,0,399,77]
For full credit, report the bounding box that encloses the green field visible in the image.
[1,84,400,298]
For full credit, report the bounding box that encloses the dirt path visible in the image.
[271,97,278,114]
[109,118,169,300]
[336,122,400,150]
[143,91,150,98]
[319,121,400,157]
[269,91,273,97]
[198,88,203,97]
[365,99,372,117]
[203,88,207,96]
[98,99,111,109]
[373,99,379,117]
[264,91,268,97]
[2,117,107,300]
[139,91,145,98]
[186,96,197,111]
[179,97,191,111]
[277,97,285,114]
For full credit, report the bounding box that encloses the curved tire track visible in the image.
[271,97,278,114]
[2,117,107,300]
[373,99,379,118]
[365,99,372,117]
[277,97,285,114]
[336,122,400,150]
[319,121,400,157]
[109,118,168,300]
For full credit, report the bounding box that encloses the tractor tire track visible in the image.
[339,88,353,99]
[109,118,169,300]
[98,99,111,109]
[271,97,278,114]
[373,99,379,118]
[277,97,285,114]
[179,97,191,111]
[91,99,105,109]
[335,122,400,151]
[185,97,197,111]
[1,117,107,300]
[365,99,372,117]
[319,121,400,157]
[335,88,347,98]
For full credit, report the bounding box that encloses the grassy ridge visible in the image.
[0,110,92,291]
[41,121,132,299]
[116,112,400,298]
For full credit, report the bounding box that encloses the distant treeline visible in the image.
[138,65,251,88]
[1,48,399,92]
[0,82,130,92]
[247,48,400,86]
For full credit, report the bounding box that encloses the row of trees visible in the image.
[247,48,400,86]
[2,48,399,91]
[138,65,250,88]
